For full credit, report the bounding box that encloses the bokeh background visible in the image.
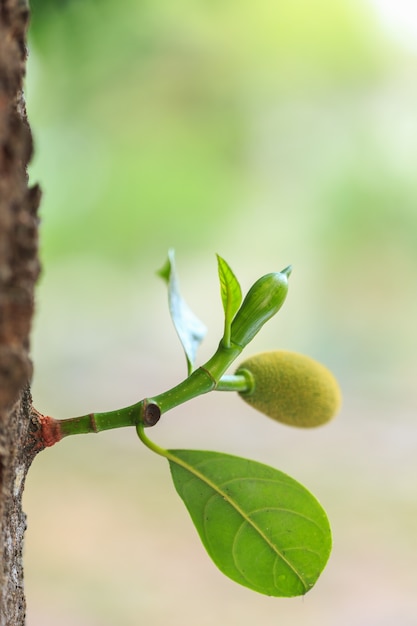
[24,1,417,624]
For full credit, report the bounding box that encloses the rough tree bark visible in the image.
[0,1,41,624]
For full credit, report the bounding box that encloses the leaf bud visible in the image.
[236,350,341,427]
[230,267,290,349]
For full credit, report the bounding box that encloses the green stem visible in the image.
[215,373,251,393]
[55,341,247,440]
[148,365,216,413]
[58,402,145,438]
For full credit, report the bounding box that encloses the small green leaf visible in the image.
[158,250,207,375]
[168,449,331,597]
[216,255,242,347]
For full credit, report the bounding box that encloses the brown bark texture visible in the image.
[0,0,41,624]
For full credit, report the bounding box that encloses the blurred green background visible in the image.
[24,1,417,624]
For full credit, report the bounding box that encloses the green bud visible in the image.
[230,267,291,349]
[236,350,341,428]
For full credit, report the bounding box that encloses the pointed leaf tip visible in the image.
[157,248,176,282]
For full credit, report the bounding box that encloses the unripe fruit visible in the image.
[236,351,341,428]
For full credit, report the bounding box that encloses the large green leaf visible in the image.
[168,449,331,597]
[216,255,242,346]
[158,249,207,374]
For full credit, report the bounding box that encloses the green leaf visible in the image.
[168,449,331,597]
[216,255,242,347]
[158,250,207,375]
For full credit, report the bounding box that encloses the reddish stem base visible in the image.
[37,412,63,448]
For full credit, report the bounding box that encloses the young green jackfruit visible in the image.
[236,350,341,428]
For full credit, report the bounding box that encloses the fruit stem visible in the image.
[215,373,251,393]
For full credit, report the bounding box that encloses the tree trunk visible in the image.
[0,1,41,624]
